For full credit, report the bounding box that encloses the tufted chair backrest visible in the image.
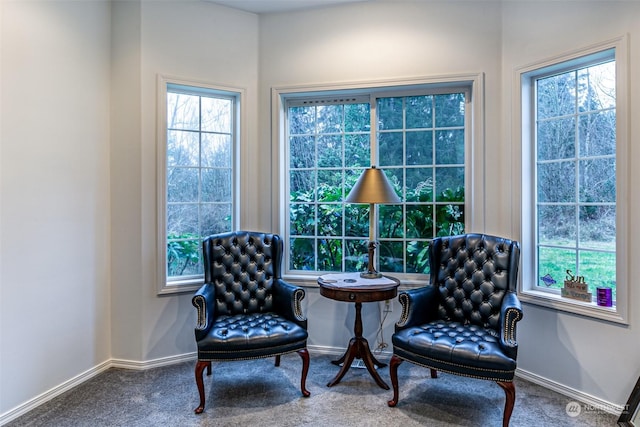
[202,231,282,316]
[429,233,520,331]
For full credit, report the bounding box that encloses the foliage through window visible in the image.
[163,82,237,287]
[286,91,467,276]
[531,52,617,304]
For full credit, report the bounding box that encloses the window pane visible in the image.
[537,72,576,120]
[202,133,231,168]
[577,62,616,111]
[435,129,465,164]
[406,205,433,239]
[167,204,198,235]
[378,97,403,130]
[537,161,575,203]
[201,97,231,133]
[579,158,615,203]
[406,240,430,274]
[289,106,315,134]
[345,239,367,271]
[344,103,370,132]
[434,93,464,127]
[317,169,343,202]
[379,241,403,272]
[378,132,403,166]
[167,93,199,130]
[345,205,368,237]
[200,203,231,236]
[344,134,370,167]
[537,118,575,161]
[290,170,315,202]
[435,166,464,202]
[538,246,576,289]
[436,203,464,237]
[290,203,315,236]
[201,169,231,202]
[168,130,199,167]
[290,136,315,169]
[167,237,202,277]
[406,131,433,165]
[578,250,616,295]
[318,238,342,271]
[317,105,343,133]
[379,205,403,238]
[579,205,615,248]
[318,135,343,167]
[318,204,342,236]
[579,111,615,157]
[167,168,198,202]
[406,168,433,202]
[538,205,576,246]
[406,95,433,129]
[290,237,315,270]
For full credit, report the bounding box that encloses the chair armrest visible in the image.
[273,278,308,329]
[192,284,216,341]
[499,291,523,359]
[395,286,439,331]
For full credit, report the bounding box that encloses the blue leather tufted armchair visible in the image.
[387,233,523,427]
[192,231,310,414]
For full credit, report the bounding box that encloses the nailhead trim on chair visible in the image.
[503,307,523,344]
[394,349,516,382]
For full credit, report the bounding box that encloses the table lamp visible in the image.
[345,166,400,278]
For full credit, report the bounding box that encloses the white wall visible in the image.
[111,0,259,362]
[0,0,111,416]
[501,1,640,406]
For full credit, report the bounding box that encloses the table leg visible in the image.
[327,302,390,390]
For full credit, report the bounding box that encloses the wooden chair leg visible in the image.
[275,355,281,367]
[194,360,210,414]
[297,348,311,397]
[430,368,437,378]
[497,380,516,427]
[387,355,403,407]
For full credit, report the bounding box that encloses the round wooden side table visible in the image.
[318,274,399,390]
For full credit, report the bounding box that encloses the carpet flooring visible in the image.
[5,353,619,426]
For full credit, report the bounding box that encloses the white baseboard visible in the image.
[515,367,623,416]
[0,352,197,426]
[0,360,111,426]
[110,352,196,370]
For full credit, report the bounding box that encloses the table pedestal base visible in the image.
[326,302,390,390]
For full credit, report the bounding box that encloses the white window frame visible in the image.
[156,75,243,295]
[513,36,629,324]
[271,74,485,287]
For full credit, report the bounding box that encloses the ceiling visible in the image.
[207,0,369,14]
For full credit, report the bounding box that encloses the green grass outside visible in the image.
[538,242,616,301]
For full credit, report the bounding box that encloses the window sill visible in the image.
[518,288,627,325]
[157,278,203,296]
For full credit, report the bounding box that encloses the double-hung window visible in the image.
[279,77,481,281]
[517,37,629,323]
[157,77,241,294]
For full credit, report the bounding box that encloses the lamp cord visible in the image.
[374,302,390,354]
